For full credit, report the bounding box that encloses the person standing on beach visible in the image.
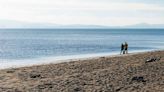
[120,43,124,55]
[124,42,128,54]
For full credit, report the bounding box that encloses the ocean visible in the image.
[0,29,164,68]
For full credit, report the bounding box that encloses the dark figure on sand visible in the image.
[120,43,124,55]
[124,42,128,54]
[120,42,128,55]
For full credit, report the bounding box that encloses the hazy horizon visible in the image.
[0,0,164,27]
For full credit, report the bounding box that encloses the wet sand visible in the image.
[0,50,164,92]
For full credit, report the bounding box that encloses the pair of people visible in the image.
[120,42,128,54]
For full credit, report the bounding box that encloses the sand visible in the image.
[0,50,163,92]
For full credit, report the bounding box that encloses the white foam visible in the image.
[0,49,157,69]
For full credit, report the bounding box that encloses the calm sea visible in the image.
[0,29,164,61]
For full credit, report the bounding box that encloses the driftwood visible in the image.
[145,57,161,63]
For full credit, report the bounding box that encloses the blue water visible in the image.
[0,29,164,60]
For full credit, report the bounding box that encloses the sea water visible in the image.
[0,29,164,68]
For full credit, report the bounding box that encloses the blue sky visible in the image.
[0,0,164,26]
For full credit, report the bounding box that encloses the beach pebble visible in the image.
[30,74,41,78]
[74,87,81,91]
[38,83,53,89]
[6,70,15,73]
[131,76,146,82]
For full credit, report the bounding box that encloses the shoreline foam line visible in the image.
[0,49,158,69]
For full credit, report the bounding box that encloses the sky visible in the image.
[0,0,164,26]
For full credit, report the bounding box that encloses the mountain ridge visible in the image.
[0,20,163,29]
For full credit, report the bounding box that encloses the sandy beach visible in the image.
[0,50,164,92]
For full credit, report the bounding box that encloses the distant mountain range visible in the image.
[0,20,164,29]
[124,23,164,29]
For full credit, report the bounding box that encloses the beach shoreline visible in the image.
[0,50,163,91]
[0,49,157,69]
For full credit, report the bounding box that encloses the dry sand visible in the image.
[0,51,164,92]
